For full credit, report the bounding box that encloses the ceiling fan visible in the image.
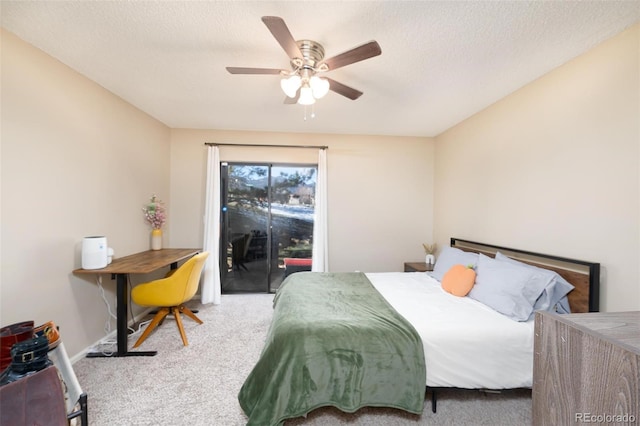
[226,16,382,105]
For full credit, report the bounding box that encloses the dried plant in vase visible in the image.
[422,243,437,265]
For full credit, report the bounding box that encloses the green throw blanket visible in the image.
[238,272,426,425]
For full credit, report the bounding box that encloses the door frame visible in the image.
[220,161,317,293]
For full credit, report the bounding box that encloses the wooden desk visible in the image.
[73,248,201,357]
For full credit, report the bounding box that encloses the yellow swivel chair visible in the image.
[131,252,209,348]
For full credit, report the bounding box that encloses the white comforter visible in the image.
[366,272,534,389]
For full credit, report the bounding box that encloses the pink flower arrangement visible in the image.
[143,195,166,229]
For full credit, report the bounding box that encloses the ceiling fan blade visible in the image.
[326,78,363,100]
[226,67,283,75]
[322,41,382,71]
[262,16,303,59]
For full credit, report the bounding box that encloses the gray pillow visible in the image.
[430,246,479,282]
[495,252,574,313]
[468,254,550,321]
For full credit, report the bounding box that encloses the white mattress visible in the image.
[366,272,534,389]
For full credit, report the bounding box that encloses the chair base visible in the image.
[133,305,203,348]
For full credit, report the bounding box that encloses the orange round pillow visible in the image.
[441,264,477,297]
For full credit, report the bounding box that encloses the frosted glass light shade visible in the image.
[280,75,301,98]
[298,86,316,105]
[310,76,330,99]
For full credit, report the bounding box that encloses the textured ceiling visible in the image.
[2,1,639,137]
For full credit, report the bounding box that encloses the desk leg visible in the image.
[86,273,156,358]
[116,273,129,355]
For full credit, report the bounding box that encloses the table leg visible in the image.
[86,273,156,358]
[116,273,129,355]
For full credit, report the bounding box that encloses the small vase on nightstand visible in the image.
[151,229,162,251]
[425,254,435,267]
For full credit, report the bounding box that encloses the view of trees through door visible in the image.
[220,163,316,293]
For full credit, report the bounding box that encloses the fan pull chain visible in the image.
[303,105,316,121]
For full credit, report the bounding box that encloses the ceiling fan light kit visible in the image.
[226,16,381,108]
[281,75,330,104]
[280,75,301,98]
[298,85,316,106]
[309,76,330,99]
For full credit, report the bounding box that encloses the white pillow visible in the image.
[494,252,574,313]
[468,254,550,321]
[430,246,479,282]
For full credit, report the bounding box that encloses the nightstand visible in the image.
[404,262,434,272]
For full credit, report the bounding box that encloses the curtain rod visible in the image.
[205,142,327,150]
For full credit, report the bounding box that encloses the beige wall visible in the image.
[434,24,640,312]
[169,129,435,273]
[2,21,637,362]
[1,29,172,357]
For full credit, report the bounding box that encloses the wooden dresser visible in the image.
[533,311,639,425]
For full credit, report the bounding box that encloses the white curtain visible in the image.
[312,148,328,272]
[201,145,221,305]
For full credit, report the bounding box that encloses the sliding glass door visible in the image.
[220,163,316,293]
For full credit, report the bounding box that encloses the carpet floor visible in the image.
[73,294,532,425]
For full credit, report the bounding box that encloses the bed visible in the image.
[238,238,600,425]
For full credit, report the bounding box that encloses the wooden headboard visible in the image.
[450,238,600,313]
